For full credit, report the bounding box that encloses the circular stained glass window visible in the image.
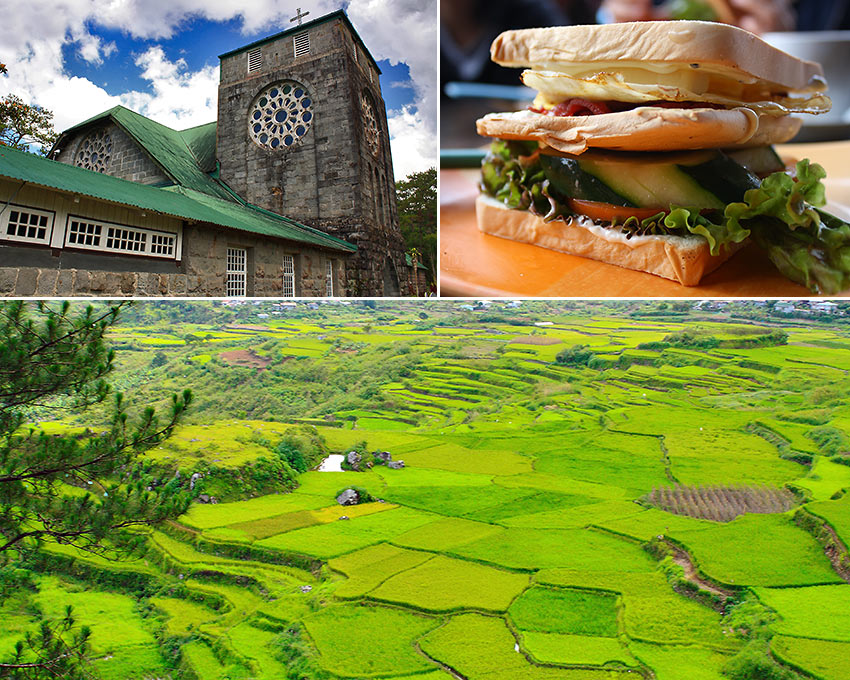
[248,81,314,151]
[361,92,380,156]
[75,128,113,173]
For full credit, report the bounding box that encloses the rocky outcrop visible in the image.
[336,488,360,506]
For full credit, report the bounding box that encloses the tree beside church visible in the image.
[396,168,437,289]
[0,66,59,153]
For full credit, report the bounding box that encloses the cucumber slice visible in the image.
[725,146,785,176]
[577,150,727,210]
[540,154,635,207]
[679,152,761,204]
[540,149,764,212]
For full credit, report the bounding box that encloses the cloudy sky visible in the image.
[0,0,437,180]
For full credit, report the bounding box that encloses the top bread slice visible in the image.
[491,21,824,91]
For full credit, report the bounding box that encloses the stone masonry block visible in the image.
[0,269,18,294]
[56,270,75,296]
[15,269,38,296]
[35,269,59,295]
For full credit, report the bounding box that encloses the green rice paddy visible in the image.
[8,306,850,679]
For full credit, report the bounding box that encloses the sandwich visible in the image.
[475,20,850,293]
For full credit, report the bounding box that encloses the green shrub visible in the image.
[555,345,595,367]
[662,330,719,349]
[275,438,308,473]
[637,341,671,351]
[722,641,803,680]
[722,595,777,639]
[643,537,673,561]
[807,426,849,456]
[274,623,331,679]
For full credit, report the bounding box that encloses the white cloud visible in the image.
[73,32,117,65]
[0,0,437,177]
[119,47,218,129]
[387,105,436,179]
[2,35,120,132]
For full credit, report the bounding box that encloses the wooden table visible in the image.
[440,141,850,298]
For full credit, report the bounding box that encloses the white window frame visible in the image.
[293,31,310,57]
[1,203,55,246]
[227,247,247,297]
[282,254,296,297]
[325,259,334,297]
[64,216,178,259]
[247,47,262,73]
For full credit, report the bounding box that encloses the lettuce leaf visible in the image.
[481,142,850,293]
[725,160,850,293]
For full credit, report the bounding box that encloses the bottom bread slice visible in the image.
[476,194,743,286]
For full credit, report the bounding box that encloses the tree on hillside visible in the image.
[0,301,192,677]
[396,168,436,287]
[555,344,595,368]
[0,66,59,154]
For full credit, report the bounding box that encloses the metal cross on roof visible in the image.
[290,7,310,25]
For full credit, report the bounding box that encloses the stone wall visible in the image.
[0,267,194,297]
[0,223,350,297]
[312,216,408,296]
[181,223,348,297]
[55,122,171,186]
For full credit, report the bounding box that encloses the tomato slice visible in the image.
[568,199,666,222]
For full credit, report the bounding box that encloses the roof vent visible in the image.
[294,31,310,58]
[247,47,262,73]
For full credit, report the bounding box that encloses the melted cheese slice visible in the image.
[522,63,831,116]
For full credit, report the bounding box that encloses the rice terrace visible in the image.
[2,300,850,680]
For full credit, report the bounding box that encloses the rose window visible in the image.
[248,81,314,150]
[361,93,380,155]
[75,129,113,173]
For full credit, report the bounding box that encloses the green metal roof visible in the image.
[179,122,217,173]
[0,145,355,254]
[219,9,381,74]
[58,106,231,200]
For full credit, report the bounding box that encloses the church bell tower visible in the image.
[216,9,407,296]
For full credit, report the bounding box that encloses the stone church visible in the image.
[0,10,424,297]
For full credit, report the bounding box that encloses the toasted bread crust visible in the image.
[476,195,741,286]
[491,22,824,90]
[476,107,801,154]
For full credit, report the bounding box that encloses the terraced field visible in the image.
[6,304,850,679]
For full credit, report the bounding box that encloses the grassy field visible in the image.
[8,303,850,680]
